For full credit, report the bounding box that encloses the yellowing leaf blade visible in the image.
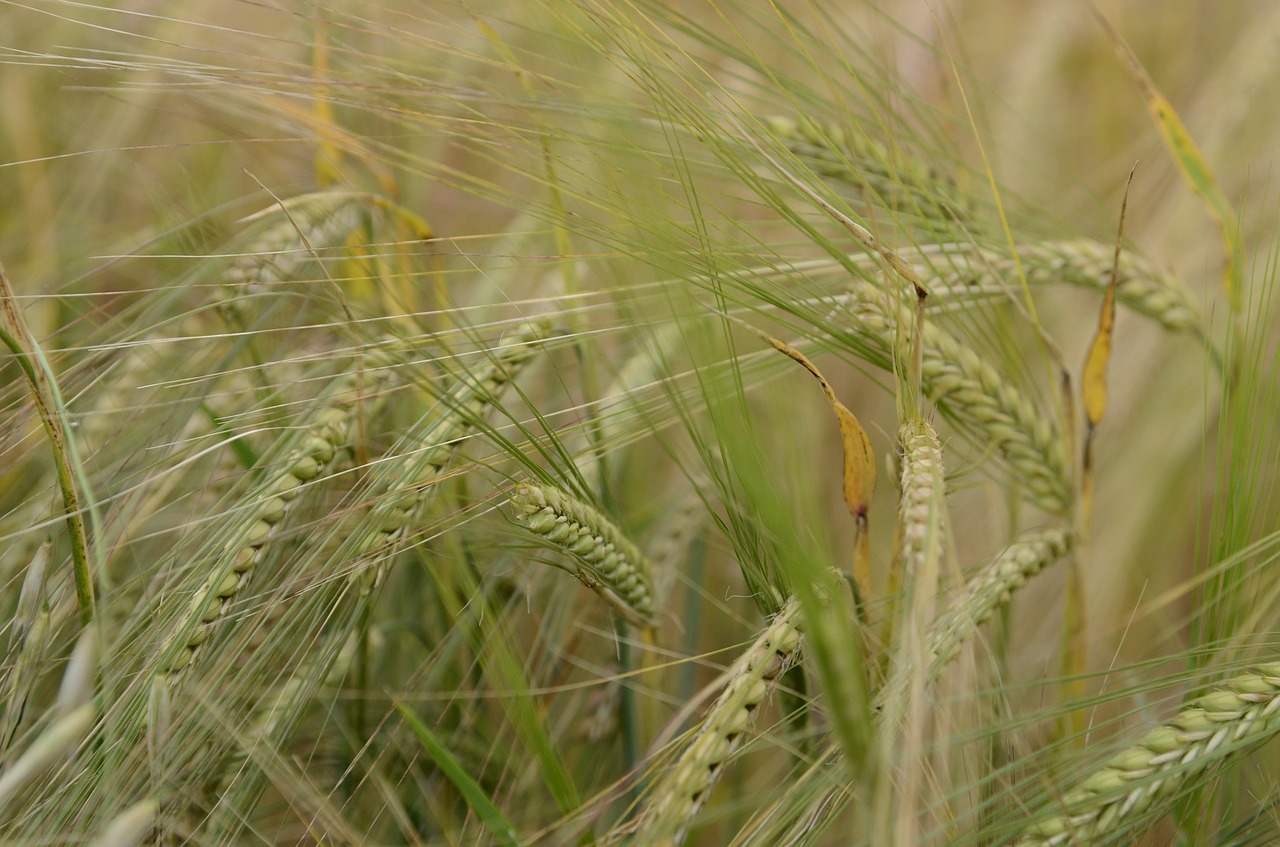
[761,333,876,595]
[1082,284,1116,427]
[1095,8,1243,312]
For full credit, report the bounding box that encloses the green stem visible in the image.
[0,264,95,623]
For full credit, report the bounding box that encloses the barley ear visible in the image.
[1,540,52,748]
[926,527,1073,682]
[347,319,555,592]
[757,114,966,220]
[220,190,367,317]
[990,240,1204,341]
[86,798,160,847]
[894,418,947,582]
[157,345,398,678]
[0,704,95,811]
[1017,662,1280,846]
[846,277,1072,513]
[511,483,657,628]
[631,598,803,846]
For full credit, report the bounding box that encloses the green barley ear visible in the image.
[880,416,949,654]
[219,190,434,327]
[0,704,95,812]
[154,343,400,679]
[755,113,971,231]
[845,275,1072,514]
[1017,662,1280,846]
[628,598,803,846]
[893,418,948,584]
[0,540,52,750]
[511,483,657,628]
[340,319,557,593]
[921,240,1208,344]
[219,191,367,315]
[927,527,1073,682]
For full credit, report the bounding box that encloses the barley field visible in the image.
[2,2,1279,845]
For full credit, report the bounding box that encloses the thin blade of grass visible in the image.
[395,702,523,847]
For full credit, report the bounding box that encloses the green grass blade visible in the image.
[395,702,523,847]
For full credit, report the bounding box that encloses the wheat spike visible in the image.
[511,483,657,627]
[845,277,1071,513]
[1017,662,1280,846]
[632,597,803,846]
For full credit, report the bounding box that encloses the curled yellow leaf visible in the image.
[761,333,875,597]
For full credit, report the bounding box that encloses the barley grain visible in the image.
[1017,662,1280,846]
[511,483,656,627]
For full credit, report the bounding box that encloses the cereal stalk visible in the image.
[510,483,656,628]
[0,263,96,623]
[1016,662,1280,846]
